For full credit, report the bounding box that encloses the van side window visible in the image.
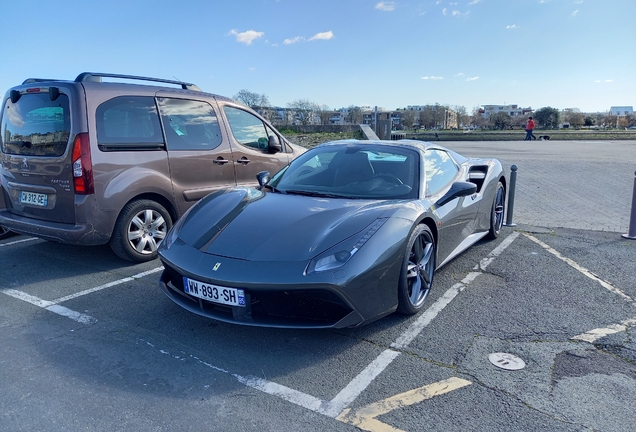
[157,98,223,151]
[223,106,269,150]
[96,96,164,151]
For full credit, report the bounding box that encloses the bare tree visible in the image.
[314,104,332,125]
[344,106,364,124]
[400,109,416,130]
[470,106,487,129]
[452,105,470,128]
[233,89,270,109]
[561,109,585,128]
[287,99,317,125]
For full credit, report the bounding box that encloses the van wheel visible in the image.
[110,200,172,262]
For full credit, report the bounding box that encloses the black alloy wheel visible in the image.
[397,224,436,314]
[487,181,505,239]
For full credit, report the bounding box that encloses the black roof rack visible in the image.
[74,72,201,91]
[22,78,64,84]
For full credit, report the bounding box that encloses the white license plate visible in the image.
[20,191,48,207]
[183,276,245,307]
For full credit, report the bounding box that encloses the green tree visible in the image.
[533,107,560,129]
[489,112,512,130]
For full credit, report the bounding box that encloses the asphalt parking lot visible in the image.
[2,140,635,432]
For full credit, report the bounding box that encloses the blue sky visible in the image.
[2,0,633,113]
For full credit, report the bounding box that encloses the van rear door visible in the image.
[0,85,78,223]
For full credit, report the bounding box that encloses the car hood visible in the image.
[176,187,395,261]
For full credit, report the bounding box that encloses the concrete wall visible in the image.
[275,125,362,134]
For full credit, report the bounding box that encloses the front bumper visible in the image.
[0,209,109,245]
[157,239,402,328]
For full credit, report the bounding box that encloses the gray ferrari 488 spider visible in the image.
[158,140,506,328]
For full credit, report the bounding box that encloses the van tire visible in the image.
[110,200,172,262]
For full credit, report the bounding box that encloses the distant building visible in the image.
[481,104,532,118]
[609,106,634,116]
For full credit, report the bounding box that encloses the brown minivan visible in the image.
[0,73,304,261]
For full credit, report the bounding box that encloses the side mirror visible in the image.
[435,181,477,207]
[267,135,282,154]
[256,171,271,187]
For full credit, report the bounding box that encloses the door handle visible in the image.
[213,157,230,165]
[236,157,251,165]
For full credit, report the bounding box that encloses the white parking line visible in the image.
[142,231,520,421]
[572,318,636,343]
[52,267,163,303]
[523,233,634,303]
[0,237,39,247]
[0,266,163,324]
[0,288,97,324]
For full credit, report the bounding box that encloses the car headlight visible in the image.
[305,218,388,274]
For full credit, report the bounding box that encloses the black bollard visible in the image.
[622,171,636,240]
[504,165,518,227]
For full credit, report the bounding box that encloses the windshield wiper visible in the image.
[284,189,352,199]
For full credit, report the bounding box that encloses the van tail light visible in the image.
[72,133,94,195]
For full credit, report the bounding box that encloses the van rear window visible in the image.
[1,93,71,156]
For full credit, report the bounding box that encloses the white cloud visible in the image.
[506,24,518,29]
[229,29,264,45]
[443,8,466,17]
[284,36,304,45]
[605,79,613,82]
[469,0,483,4]
[466,76,479,81]
[455,72,465,76]
[309,31,335,41]
[422,76,444,80]
[375,1,395,11]
[572,9,579,16]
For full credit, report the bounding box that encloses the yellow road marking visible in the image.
[337,377,472,432]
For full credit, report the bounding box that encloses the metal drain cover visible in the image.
[489,352,526,370]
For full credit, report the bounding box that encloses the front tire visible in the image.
[397,225,436,314]
[110,200,172,262]
[487,181,505,240]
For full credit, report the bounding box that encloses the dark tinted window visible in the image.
[271,145,419,199]
[223,106,269,150]
[424,149,459,195]
[96,96,163,151]
[1,92,70,156]
[157,98,223,151]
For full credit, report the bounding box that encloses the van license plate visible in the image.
[183,277,245,307]
[20,191,48,207]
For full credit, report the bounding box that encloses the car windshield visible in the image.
[270,144,419,199]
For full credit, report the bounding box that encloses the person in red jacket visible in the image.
[525,117,536,141]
